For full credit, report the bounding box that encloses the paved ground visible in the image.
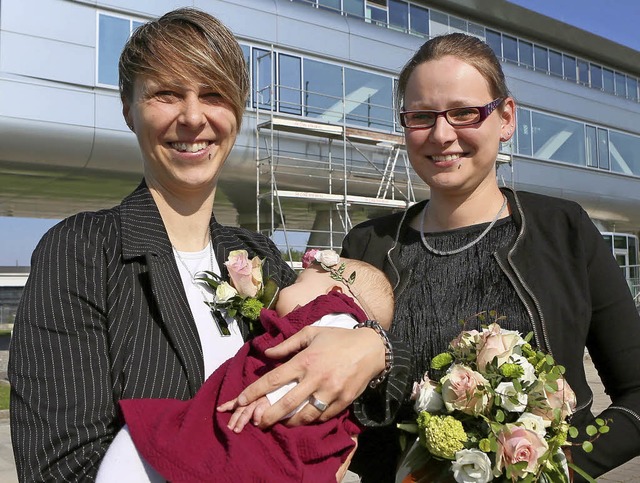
[0,353,638,482]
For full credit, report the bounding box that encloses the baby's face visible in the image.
[275,267,337,317]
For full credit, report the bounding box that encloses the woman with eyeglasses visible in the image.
[341,33,640,482]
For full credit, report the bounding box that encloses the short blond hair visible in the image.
[119,8,249,126]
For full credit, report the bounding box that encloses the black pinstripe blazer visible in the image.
[8,181,297,482]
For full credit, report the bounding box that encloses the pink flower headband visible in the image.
[302,249,356,287]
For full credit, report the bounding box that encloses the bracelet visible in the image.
[354,320,393,388]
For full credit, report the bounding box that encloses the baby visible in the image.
[97,250,394,482]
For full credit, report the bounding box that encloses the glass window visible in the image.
[534,45,548,72]
[563,55,576,82]
[614,72,627,97]
[449,16,467,34]
[467,22,484,38]
[585,125,598,168]
[548,50,563,77]
[628,77,639,102]
[597,127,609,169]
[578,60,589,86]
[602,234,613,250]
[318,0,340,11]
[610,130,640,176]
[429,10,449,36]
[409,4,429,35]
[590,64,603,90]
[303,59,342,120]
[344,68,393,130]
[344,0,365,17]
[388,0,408,31]
[519,40,533,68]
[366,3,387,25]
[98,14,131,86]
[629,237,638,265]
[515,107,532,156]
[614,235,628,250]
[502,35,518,64]
[253,48,273,109]
[485,30,502,58]
[531,111,584,165]
[603,68,615,94]
[278,54,302,115]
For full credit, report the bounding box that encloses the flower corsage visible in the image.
[199,250,279,337]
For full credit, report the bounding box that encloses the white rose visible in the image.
[315,249,340,267]
[412,377,444,413]
[451,449,493,483]
[509,354,537,385]
[516,412,547,438]
[215,282,238,303]
[496,381,528,413]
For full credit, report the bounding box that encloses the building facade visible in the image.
[1,0,639,292]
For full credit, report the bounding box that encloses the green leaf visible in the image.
[599,425,610,434]
[582,440,594,453]
[585,425,597,437]
[347,271,356,284]
[568,426,579,438]
[260,279,280,309]
[595,418,605,426]
[496,410,505,423]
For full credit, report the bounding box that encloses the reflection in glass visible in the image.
[345,68,393,130]
[585,125,598,168]
[318,0,340,11]
[278,54,302,115]
[366,4,387,25]
[515,108,532,156]
[534,45,548,72]
[303,59,342,120]
[98,15,130,86]
[597,128,609,169]
[610,131,640,176]
[531,111,584,165]
[449,16,467,34]
[578,60,589,86]
[519,40,533,68]
[253,49,272,109]
[467,22,484,38]
[563,55,576,82]
[389,0,408,30]
[603,69,615,94]
[344,0,365,17]
[429,10,449,37]
[615,72,627,97]
[409,4,429,35]
[590,64,603,90]
[628,77,639,102]
[485,30,501,57]
[503,35,518,64]
[549,50,562,77]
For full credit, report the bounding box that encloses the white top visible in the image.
[171,243,244,378]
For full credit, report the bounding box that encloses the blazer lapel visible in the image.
[121,182,205,395]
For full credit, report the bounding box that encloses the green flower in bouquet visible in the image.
[418,412,468,460]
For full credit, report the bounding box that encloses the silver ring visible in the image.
[308,394,329,412]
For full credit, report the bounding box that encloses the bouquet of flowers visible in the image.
[397,314,608,483]
[199,250,279,336]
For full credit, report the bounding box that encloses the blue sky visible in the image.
[1,0,639,266]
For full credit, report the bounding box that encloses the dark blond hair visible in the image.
[396,33,511,111]
[119,8,249,126]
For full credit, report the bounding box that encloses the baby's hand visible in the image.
[226,396,272,433]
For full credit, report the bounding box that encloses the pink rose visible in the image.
[225,250,263,298]
[476,324,522,371]
[441,364,491,416]
[531,376,577,424]
[496,425,548,478]
[301,249,319,268]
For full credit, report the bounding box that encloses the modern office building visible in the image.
[1,0,639,294]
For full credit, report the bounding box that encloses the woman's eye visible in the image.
[155,91,178,102]
[202,92,223,103]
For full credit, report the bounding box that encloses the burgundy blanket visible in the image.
[120,291,366,482]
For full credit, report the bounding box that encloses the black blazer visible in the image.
[9,182,297,482]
